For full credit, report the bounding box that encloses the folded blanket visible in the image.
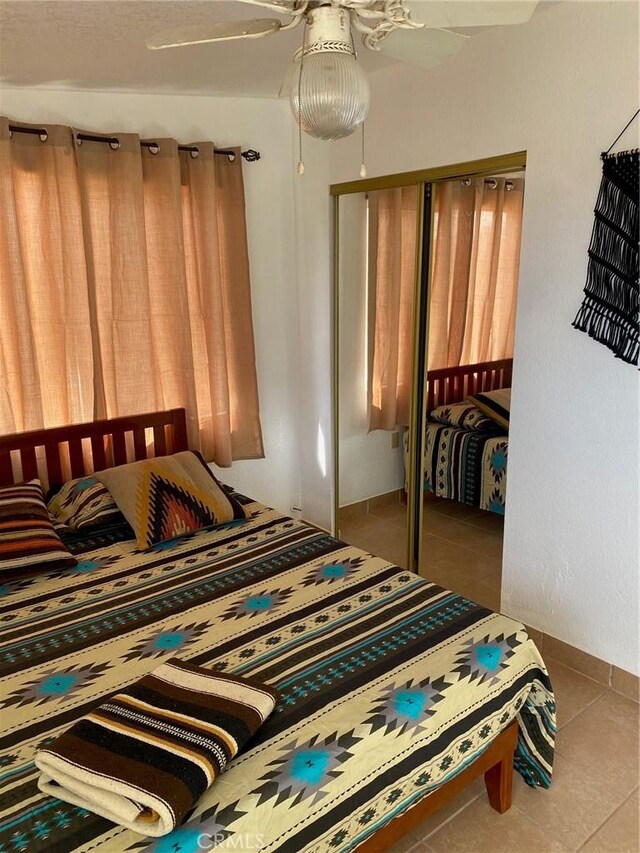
[35,659,280,837]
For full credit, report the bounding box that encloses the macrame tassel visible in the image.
[359,122,367,178]
[573,150,639,366]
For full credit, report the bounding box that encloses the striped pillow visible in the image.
[0,481,77,578]
[47,476,122,530]
[467,388,511,430]
[430,402,501,433]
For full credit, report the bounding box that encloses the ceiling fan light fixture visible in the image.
[291,51,370,141]
[289,7,371,142]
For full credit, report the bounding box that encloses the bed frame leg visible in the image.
[484,753,514,813]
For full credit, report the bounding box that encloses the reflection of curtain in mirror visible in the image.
[428,177,524,370]
[368,187,417,431]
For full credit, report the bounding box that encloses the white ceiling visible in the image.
[0,1,557,99]
[0,0,398,97]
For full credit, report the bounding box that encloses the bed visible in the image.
[405,359,513,515]
[0,408,554,853]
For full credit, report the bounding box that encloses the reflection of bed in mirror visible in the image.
[405,358,513,515]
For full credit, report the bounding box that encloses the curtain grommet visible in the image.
[189,147,199,159]
[109,138,120,151]
[39,130,48,143]
[148,142,160,155]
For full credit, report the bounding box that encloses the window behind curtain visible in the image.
[0,119,263,467]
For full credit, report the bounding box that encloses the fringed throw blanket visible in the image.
[573,150,639,365]
[34,659,279,837]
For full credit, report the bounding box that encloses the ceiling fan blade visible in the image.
[235,0,297,11]
[378,27,468,69]
[406,1,538,30]
[146,19,281,50]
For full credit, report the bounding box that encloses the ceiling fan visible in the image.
[147,1,538,158]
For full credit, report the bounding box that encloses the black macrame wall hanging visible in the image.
[573,110,639,366]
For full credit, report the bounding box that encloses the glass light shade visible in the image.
[290,52,371,141]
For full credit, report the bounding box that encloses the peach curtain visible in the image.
[0,118,263,466]
[0,123,94,434]
[428,177,524,370]
[367,186,418,431]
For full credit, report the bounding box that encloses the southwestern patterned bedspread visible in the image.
[405,424,509,515]
[0,496,554,852]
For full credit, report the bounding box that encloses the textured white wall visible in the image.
[0,88,302,516]
[291,136,334,531]
[327,1,640,673]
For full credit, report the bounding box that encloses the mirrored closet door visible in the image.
[334,183,427,571]
[418,171,524,609]
[333,153,527,598]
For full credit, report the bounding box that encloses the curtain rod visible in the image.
[7,124,261,162]
[462,177,516,189]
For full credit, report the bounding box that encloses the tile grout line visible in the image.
[545,655,616,695]
[545,656,608,687]
[362,511,503,569]
[508,804,574,852]
[554,692,609,739]
[575,787,639,851]
[354,505,504,557]
[425,504,504,528]
[422,531,502,562]
[421,792,483,841]
[367,502,505,535]
[543,659,610,741]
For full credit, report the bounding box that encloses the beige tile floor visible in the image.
[338,494,640,852]
[339,492,504,609]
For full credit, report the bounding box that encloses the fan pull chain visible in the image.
[297,20,308,176]
[348,25,366,178]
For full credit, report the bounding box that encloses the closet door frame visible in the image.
[330,151,527,572]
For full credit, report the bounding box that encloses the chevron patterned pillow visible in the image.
[96,452,247,550]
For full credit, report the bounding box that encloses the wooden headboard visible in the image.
[426,358,513,413]
[0,408,189,491]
